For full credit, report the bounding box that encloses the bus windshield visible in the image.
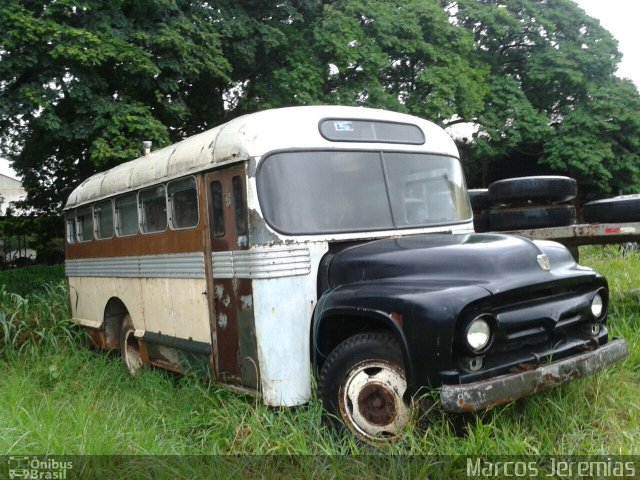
[257,151,472,235]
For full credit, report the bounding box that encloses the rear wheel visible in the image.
[318,333,410,443]
[120,314,144,376]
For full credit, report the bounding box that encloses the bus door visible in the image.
[205,165,259,388]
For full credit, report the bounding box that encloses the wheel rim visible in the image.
[124,329,143,375]
[339,360,410,441]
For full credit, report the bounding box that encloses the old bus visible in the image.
[64,106,627,442]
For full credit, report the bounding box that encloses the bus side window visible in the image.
[94,199,114,239]
[76,206,94,242]
[139,185,168,234]
[115,193,139,236]
[65,211,76,244]
[168,177,199,229]
[210,181,225,238]
[232,176,247,236]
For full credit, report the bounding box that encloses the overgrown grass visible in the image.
[0,249,638,468]
[0,282,78,354]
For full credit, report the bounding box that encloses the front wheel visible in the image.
[318,333,410,443]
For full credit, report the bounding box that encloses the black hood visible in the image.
[328,233,593,294]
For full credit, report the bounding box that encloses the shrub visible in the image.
[0,282,78,355]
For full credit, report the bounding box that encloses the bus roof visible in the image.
[64,105,459,209]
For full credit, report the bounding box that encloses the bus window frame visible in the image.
[138,184,169,235]
[75,205,94,243]
[93,198,115,240]
[167,176,200,231]
[65,211,77,244]
[115,192,140,237]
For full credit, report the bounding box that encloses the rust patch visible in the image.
[389,312,404,328]
[456,398,477,412]
[484,398,517,410]
[66,222,206,260]
[358,383,398,426]
[511,363,536,373]
[85,328,107,349]
[542,373,562,384]
[205,165,259,389]
[455,393,516,412]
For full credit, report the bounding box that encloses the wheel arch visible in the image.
[311,307,414,388]
[103,297,130,350]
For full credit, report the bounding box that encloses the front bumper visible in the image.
[440,338,628,413]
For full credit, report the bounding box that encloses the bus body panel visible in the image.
[65,106,458,211]
[67,275,211,344]
[250,242,328,406]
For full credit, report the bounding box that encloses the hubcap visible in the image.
[339,360,410,441]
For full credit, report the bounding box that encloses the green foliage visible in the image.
[313,0,488,120]
[0,281,75,355]
[454,0,640,195]
[0,215,64,266]
[541,78,640,199]
[0,264,65,296]
[0,0,230,212]
[2,0,640,209]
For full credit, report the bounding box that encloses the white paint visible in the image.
[68,276,211,343]
[65,106,459,209]
[71,317,103,329]
[252,241,329,406]
[240,295,253,310]
[217,313,228,329]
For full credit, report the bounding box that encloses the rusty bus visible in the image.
[64,106,627,442]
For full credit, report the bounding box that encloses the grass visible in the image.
[0,248,638,476]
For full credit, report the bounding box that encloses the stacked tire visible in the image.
[470,176,577,232]
[583,194,640,223]
[469,189,491,233]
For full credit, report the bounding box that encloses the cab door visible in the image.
[205,164,259,388]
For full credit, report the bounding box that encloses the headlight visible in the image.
[467,316,492,352]
[591,293,604,319]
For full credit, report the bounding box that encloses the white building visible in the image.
[0,173,26,215]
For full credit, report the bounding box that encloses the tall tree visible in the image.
[452,0,640,197]
[0,0,231,212]
[541,77,640,200]
[2,0,639,212]
[311,0,488,121]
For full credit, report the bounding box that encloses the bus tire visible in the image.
[488,176,577,204]
[489,205,576,231]
[120,314,144,376]
[473,212,491,233]
[583,194,640,223]
[318,333,410,443]
[469,189,490,211]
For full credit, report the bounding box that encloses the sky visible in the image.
[1,0,639,180]
[574,0,640,87]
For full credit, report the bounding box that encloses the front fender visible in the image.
[312,301,414,387]
[312,281,491,393]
